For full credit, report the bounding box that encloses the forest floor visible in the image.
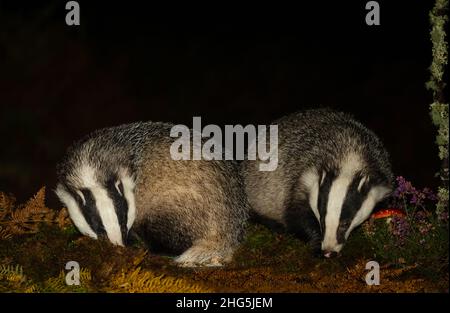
[0,188,448,293]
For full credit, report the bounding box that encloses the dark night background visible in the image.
[0,1,440,206]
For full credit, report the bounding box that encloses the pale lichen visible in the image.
[427,0,449,213]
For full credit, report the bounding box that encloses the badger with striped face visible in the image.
[56,121,250,267]
[56,165,136,247]
[241,109,393,257]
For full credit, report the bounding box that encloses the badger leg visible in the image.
[284,201,322,253]
[174,239,234,268]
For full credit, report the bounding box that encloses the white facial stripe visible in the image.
[121,175,136,231]
[345,185,391,239]
[322,152,363,252]
[78,165,98,188]
[341,153,363,177]
[300,169,320,223]
[55,184,98,239]
[357,176,367,192]
[90,187,124,246]
[322,176,351,251]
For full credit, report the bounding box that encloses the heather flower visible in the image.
[391,176,438,210]
[369,176,447,256]
[393,176,414,198]
[418,222,434,235]
[390,215,410,246]
[410,191,426,206]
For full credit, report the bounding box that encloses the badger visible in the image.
[55,121,250,267]
[241,109,393,258]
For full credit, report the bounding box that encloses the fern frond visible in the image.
[0,226,13,240]
[0,264,35,292]
[107,267,210,293]
[0,192,15,210]
[41,268,93,293]
[0,192,15,221]
[0,187,73,240]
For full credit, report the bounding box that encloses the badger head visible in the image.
[302,153,392,258]
[55,164,136,247]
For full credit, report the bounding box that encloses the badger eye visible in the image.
[339,221,351,231]
[115,180,124,196]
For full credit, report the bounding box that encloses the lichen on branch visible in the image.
[427,0,449,213]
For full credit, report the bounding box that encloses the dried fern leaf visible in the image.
[108,267,210,293]
[41,268,93,293]
[0,192,15,211]
[57,208,72,228]
[0,264,31,292]
[0,187,73,239]
[0,192,15,222]
[0,226,13,240]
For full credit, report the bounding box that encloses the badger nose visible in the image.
[323,251,339,258]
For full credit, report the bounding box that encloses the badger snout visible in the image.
[321,241,343,258]
[322,250,340,258]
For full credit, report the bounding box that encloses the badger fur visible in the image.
[55,121,250,267]
[241,109,393,257]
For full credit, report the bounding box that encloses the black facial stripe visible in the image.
[106,179,129,245]
[336,174,371,244]
[59,184,108,237]
[63,184,106,236]
[79,189,107,236]
[317,170,336,234]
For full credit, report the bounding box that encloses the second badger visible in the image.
[55,121,250,267]
[241,109,393,258]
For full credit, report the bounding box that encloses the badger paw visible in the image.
[174,245,232,268]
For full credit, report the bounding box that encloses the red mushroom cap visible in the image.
[371,208,406,219]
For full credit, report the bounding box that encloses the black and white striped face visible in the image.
[55,165,136,247]
[301,154,391,258]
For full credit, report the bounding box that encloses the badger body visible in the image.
[55,121,249,267]
[241,109,393,257]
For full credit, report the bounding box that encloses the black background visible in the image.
[0,1,441,206]
[0,293,449,311]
